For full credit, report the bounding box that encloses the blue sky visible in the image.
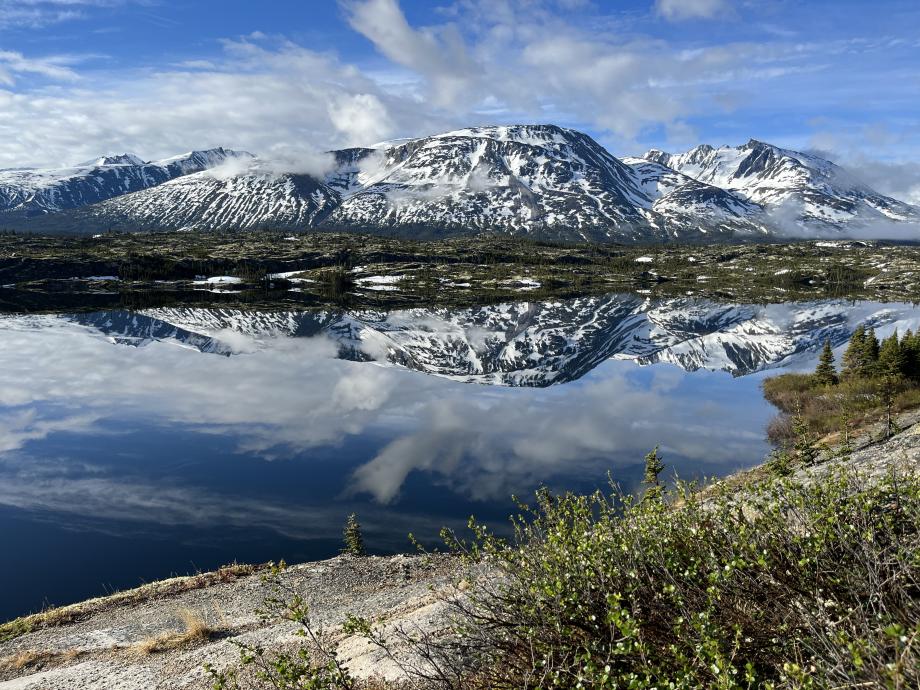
[1,0,918,201]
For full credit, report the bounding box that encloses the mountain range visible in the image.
[69,296,920,387]
[3,125,917,242]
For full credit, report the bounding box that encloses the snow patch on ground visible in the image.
[192,276,242,285]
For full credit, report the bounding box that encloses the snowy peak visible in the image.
[2,126,917,240]
[79,153,147,167]
[154,147,255,171]
[323,123,699,241]
[643,140,920,229]
[0,147,253,215]
[82,167,340,231]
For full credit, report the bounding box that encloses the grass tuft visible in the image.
[134,608,216,656]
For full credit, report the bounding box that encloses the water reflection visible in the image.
[1,294,919,619]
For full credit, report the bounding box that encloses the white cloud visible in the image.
[0,0,912,171]
[0,0,125,29]
[344,0,479,109]
[0,36,450,168]
[0,50,81,86]
[328,93,396,147]
[655,0,731,22]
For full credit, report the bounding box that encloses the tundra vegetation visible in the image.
[763,327,920,459]
[207,463,920,689]
[3,232,920,313]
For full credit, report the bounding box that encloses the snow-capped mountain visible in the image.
[68,296,920,387]
[321,125,770,241]
[644,140,919,230]
[4,127,917,240]
[77,164,341,231]
[0,147,252,215]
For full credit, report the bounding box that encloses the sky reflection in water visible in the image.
[3,297,914,620]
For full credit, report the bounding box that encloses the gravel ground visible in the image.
[0,554,460,689]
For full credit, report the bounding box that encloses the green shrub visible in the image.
[431,470,920,688]
[204,562,359,690]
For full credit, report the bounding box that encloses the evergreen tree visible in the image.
[842,325,881,379]
[878,330,906,378]
[813,339,838,386]
[901,329,920,381]
[865,328,880,371]
[643,446,665,501]
[342,513,366,557]
[838,401,853,458]
[842,325,867,378]
[881,375,896,440]
[792,403,817,466]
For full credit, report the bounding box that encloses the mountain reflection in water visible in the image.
[1,293,919,620]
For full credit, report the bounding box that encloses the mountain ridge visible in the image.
[2,125,917,242]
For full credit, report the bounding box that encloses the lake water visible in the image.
[2,293,920,621]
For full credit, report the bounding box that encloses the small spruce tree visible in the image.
[342,513,366,557]
[881,375,896,439]
[878,330,906,378]
[864,328,881,375]
[643,446,665,501]
[792,402,818,466]
[842,325,867,378]
[838,402,853,458]
[813,339,838,386]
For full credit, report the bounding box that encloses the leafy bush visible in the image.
[206,475,920,689]
[204,562,362,690]
[425,471,920,688]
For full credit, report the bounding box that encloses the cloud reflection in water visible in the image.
[0,314,771,521]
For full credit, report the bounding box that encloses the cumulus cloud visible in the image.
[0,35,449,168]
[655,0,732,21]
[0,0,852,168]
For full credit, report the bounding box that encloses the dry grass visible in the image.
[0,647,84,672]
[0,562,258,645]
[133,608,217,656]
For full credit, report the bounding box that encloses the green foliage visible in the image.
[204,561,358,690]
[791,404,818,466]
[342,514,366,557]
[879,330,907,377]
[0,618,32,644]
[642,445,665,500]
[813,339,838,386]
[842,325,876,379]
[437,471,920,689]
[764,326,920,453]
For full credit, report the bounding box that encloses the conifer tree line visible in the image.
[816,325,920,384]
[763,324,920,451]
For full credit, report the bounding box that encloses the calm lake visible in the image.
[2,293,919,621]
